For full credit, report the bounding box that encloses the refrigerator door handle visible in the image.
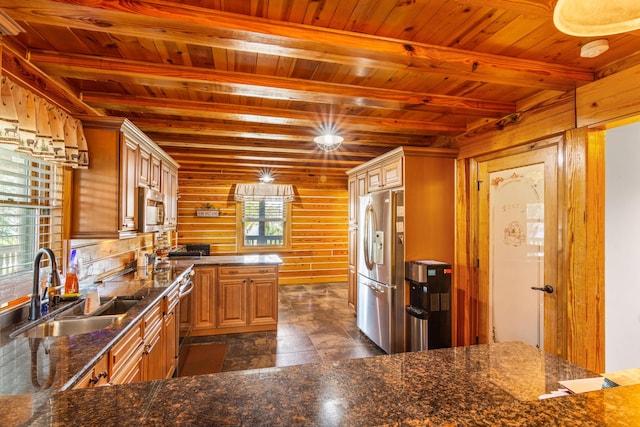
[363,203,375,270]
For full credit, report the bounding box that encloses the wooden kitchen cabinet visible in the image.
[347,172,367,311]
[218,266,277,329]
[217,275,247,328]
[73,354,109,389]
[192,266,217,333]
[188,265,279,336]
[164,285,179,379]
[69,117,179,239]
[247,269,278,326]
[150,155,162,191]
[142,301,165,382]
[366,154,403,192]
[162,163,178,230]
[110,319,144,385]
[139,145,151,188]
[70,119,139,239]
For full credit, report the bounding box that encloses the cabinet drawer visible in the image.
[74,354,109,389]
[110,321,143,374]
[164,285,180,314]
[219,266,277,277]
[143,302,163,338]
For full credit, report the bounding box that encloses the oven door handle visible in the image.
[179,281,194,299]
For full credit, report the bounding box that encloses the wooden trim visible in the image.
[563,127,605,373]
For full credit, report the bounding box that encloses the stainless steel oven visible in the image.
[138,187,166,233]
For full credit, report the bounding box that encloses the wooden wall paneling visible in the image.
[576,64,640,128]
[455,92,576,159]
[176,168,349,286]
[563,128,605,373]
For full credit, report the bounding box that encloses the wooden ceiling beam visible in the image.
[135,118,437,145]
[0,0,592,90]
[80,92,467,135]
[30,51,515,117]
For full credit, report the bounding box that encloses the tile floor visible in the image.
[189,282,385,372]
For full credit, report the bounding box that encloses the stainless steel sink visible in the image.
[56,296,142,318]
[90,298,141,316]
[12,315,121,338]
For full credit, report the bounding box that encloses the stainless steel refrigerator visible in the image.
[357,188,405,354]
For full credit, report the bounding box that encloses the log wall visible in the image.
[174,169,348,286]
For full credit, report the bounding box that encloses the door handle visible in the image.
[531,285,554,294]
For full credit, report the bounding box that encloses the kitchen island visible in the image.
[11,342,640,426]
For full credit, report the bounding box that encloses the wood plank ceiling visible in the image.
[1,0,639,178]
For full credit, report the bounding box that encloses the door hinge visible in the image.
[477,180,483,191]
[475,258,480,268]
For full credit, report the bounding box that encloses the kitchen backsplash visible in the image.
[0,230,174,309]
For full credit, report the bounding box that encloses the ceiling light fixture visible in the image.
[314,134,343,152]
[553,0,640,36]
[259,169,274,183]
[580,39,610,57]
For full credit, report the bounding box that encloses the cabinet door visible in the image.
[367,166,382,192]
[348,175,358,225]
[73,354,109,389]
[150,156,161,191]
[142,321,164,382]
[139,146,150,188]
[348,227,358,311]
[110,321,143,385]
[248,276,277,326]
[217,278,247,328]
[193,267,216,331]
[161,164,178,229]
[382,156,403,188]
[120,138,138,232]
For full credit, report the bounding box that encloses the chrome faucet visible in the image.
[29,248,62,321]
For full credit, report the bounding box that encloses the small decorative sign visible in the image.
[196,209,220,217]
[196,203,220,217]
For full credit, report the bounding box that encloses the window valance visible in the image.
[0,75,89,169]
[234,183,295,202]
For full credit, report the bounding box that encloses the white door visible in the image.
[477,146,558,351]
[489,164,545,347]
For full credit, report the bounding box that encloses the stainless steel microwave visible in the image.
[139,187,165,233]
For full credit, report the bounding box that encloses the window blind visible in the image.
[0,143,63,289]
[242,200,285,221]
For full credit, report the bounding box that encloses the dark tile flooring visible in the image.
[189,282,385,372]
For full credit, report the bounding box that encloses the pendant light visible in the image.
[553,0,640,36]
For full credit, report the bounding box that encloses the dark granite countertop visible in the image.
[0,255,284,426]
[3,255,638,426]
[10,342,639,426]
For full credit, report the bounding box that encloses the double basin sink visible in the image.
[10,296,143,339]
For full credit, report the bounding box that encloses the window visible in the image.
[237,199,290,251]
[0,144,63,307]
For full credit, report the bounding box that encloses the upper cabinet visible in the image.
[69,117,179,239]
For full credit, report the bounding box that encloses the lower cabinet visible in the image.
[193,267,217,332]
[142,301,164,382]
[110,319,144,385]
[190,265,278,336]
[73,354,109,389]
